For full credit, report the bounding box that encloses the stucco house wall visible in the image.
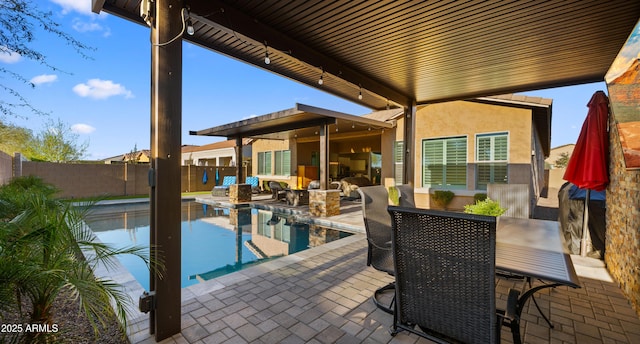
[396,100,546,211]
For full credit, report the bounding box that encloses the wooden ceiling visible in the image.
[95,0,639,110]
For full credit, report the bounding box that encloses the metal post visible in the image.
[319,123,329,190]
[235,136,243,183]
[403,101,416,184]
[580,189,591,257]
[150,0,182,340]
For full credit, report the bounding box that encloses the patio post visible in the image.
[149,0,182,340]
[319,122,329,190]
[403,101,416,184]
[235,136,243,183]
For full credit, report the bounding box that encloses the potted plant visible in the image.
[388,186,400,205]
[431,190,455,210]
[464,197,507,217]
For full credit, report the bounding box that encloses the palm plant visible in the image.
[0,176,155,343]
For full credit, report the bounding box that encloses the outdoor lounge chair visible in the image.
[268,181,287,201]
[395,184,415,208]
[211,176,236,197]
[357,185,395,314]
[245,176,260,194]
[387,206,521,344]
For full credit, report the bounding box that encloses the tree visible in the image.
[0,176,157,343]
[0,0,92,119]
[554,152,570,168]
[28,118,88,162]
[0,120,34,155]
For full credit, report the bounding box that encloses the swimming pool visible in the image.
[85,201,351,289]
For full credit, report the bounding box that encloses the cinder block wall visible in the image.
[0,151,12,185]
[606,117,640,316]
[22,162,126,199]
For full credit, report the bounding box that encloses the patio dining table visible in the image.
[496,216,581,328]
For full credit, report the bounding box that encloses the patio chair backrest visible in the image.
[357,185,394,275]
[388,206,497,344]
[395,184,415,208]
[245,176,259,187]
[222,176,236,186]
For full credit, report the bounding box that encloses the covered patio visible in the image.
[92,0,640,341]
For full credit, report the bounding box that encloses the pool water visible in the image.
[85,201,351,289]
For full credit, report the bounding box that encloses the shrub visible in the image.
[431,190,455,209]
[474,193,487,203]
[0,176,155,343]
[388,186,399,206]
[464,197,507,217]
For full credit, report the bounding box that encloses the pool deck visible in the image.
[100,194,640,344]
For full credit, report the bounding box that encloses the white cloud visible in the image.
[30,74,58,85]
[50,0,92,15]
[73,79,134,100]
[72,18,111,37]
[71,123,96,134]
[0,47,21,64]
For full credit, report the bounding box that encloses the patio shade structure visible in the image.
[190,103,393,190]
[91,0,640,340]
[563,91,611,257]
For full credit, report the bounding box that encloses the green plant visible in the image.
[464,197,507,217]
[388,186,399,206]
[0,177,156,343]
[474,193,487,203]
[431,190,455,210]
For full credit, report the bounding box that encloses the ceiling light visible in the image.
[358,85,363,100]
[186,18,195,35]
[318,68,324,85]
[264,43,270,64]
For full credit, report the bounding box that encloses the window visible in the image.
[476,133,508,189]
[274,150,291,176]
[422,137,467,188]
[394,141,404,185]
[257,151,271,175]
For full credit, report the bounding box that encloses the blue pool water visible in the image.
[85,201,350,290]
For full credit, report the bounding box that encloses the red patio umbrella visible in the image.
[563,91,610,191]
[563,90,610,256]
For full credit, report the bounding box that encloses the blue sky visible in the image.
[0,1,619,159]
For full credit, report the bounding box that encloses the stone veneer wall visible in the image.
[605,116,640,316]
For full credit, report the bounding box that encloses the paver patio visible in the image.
[124,231,640,344]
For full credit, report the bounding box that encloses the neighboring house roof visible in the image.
[362,108,405,122]
[182,138,253,153]
[102,149,151,163]
[546,144,575,167]
[471,94,553,157]
[123,149,151,161]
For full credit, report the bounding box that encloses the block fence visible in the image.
[1,155,236,199]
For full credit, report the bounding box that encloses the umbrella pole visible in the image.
[580,189,591,257]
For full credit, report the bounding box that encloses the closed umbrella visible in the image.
[203,169,208,184]
[563,90,610,256]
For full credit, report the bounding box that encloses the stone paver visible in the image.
[127,234,640,343]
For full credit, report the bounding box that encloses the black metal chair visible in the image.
[357,185,395,314]
[387,206,521,344]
